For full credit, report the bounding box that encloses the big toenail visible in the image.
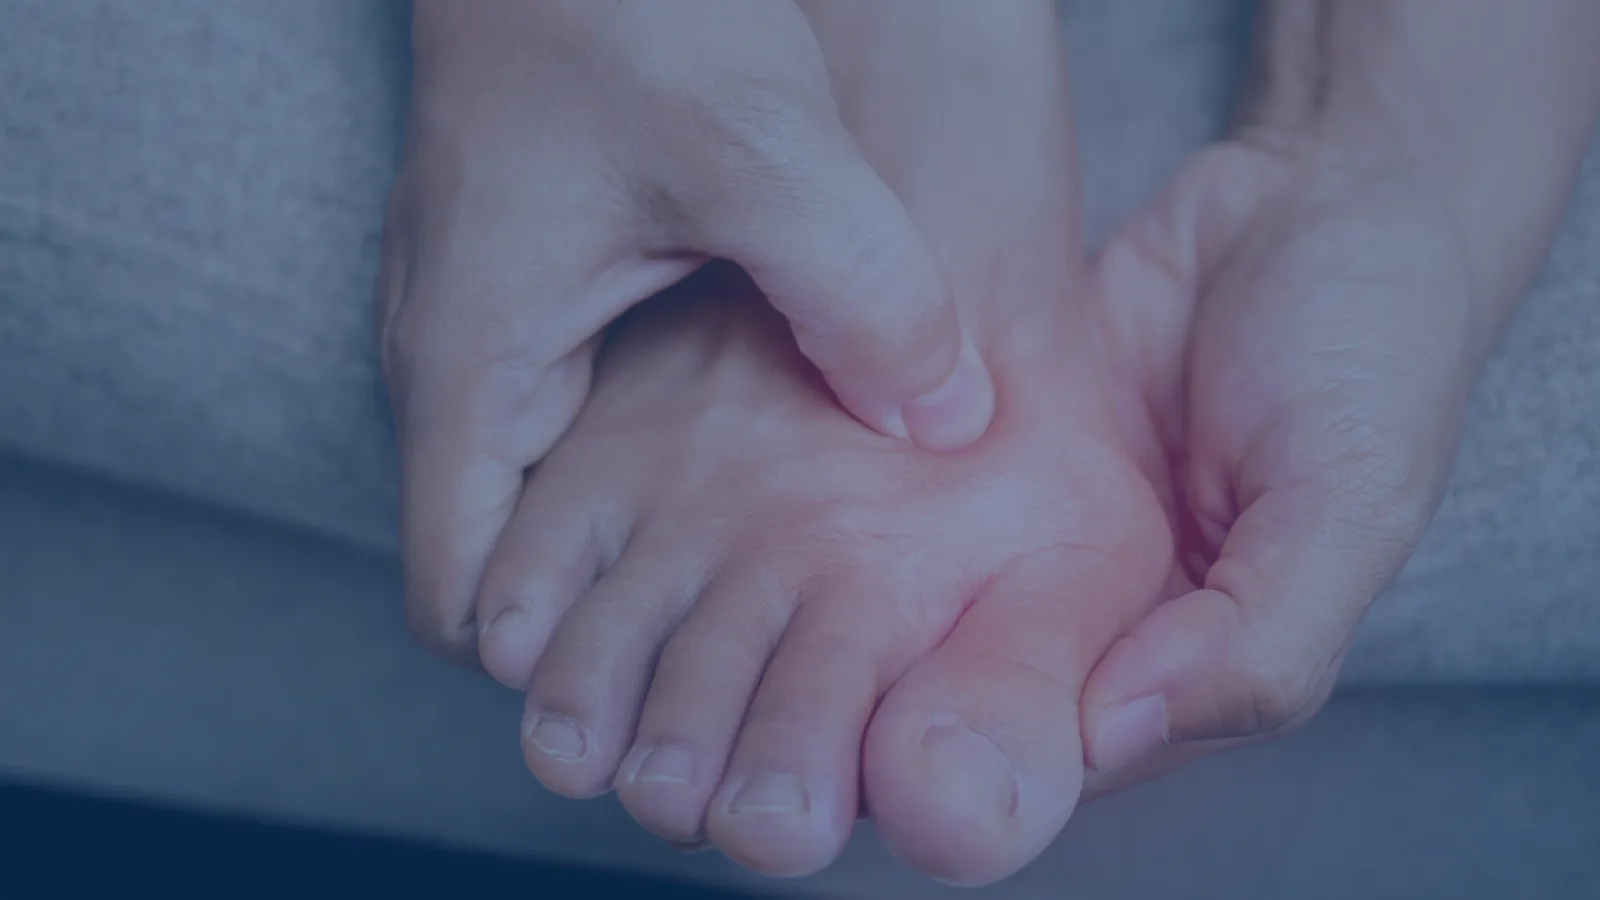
[525,715,589,762]
[922,724,1018,816]
[727,774,809,815]
[629,744,695,785]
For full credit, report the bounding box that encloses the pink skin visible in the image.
[474,260,1169,883]
[460,3,1169,882]
[462,0,1593,883]
[380,1,997,671]
[1080,134,1490,788]
[467,0,1513,881]
[466,118,1510,889]
[468,6,1180,885]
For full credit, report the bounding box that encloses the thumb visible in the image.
[696,139,995,453]
[1081,482,1422,777]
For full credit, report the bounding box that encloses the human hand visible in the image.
[1077,133,1561,789]
[378,0,995,657]
[1075,0,1600,789]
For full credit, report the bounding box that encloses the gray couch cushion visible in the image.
[0,0,405,550]
[1,0,1596,683]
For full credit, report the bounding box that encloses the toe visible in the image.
[475,473,624,689]
[703,590,888,878]
[615,568,794,843]
[519,532,711,798]
[863,548,1128,886]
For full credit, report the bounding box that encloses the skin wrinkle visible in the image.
[1202,582,1329,737]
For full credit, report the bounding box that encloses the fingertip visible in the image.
[711,146,991,451]
[897,333,996,452]
[828,329,996,452]
[1085,693,1170,775]
[1080,587,1291,776]
[1078,593,1212,774]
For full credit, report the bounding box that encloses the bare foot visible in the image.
[476,3,1172,885]
[477,259,1165,882]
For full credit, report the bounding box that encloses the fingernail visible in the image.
[1092,694,1169,773]
[524,714,589,762]
[921,724,1018,817]
[726,774,810,815]
[479,605,523,641]
[899,335,995,452]
[619,744,694,786]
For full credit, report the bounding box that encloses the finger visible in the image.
[690,126,995,453]
[381,179,691,662]
[1080,483,1420,777]
[389,339,596,662]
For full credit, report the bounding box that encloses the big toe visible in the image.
[863,550,1123,886]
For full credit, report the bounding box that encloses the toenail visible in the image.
[525,715,590,762]
[624,744,695,786]
[726,774,810,815]
[480,605,524,640]
[921,724,1018,817]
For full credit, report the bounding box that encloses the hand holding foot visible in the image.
[379,0,994,661]
[479,3,1173,883]
[482,267,1164,884]
[1081,0,1600,791]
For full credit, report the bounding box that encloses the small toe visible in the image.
[615,568,795,843]
[703,588,890,878]
[519,532,710,798]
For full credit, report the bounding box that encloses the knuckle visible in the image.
[699,71,816,154]
[653,59,836,215]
